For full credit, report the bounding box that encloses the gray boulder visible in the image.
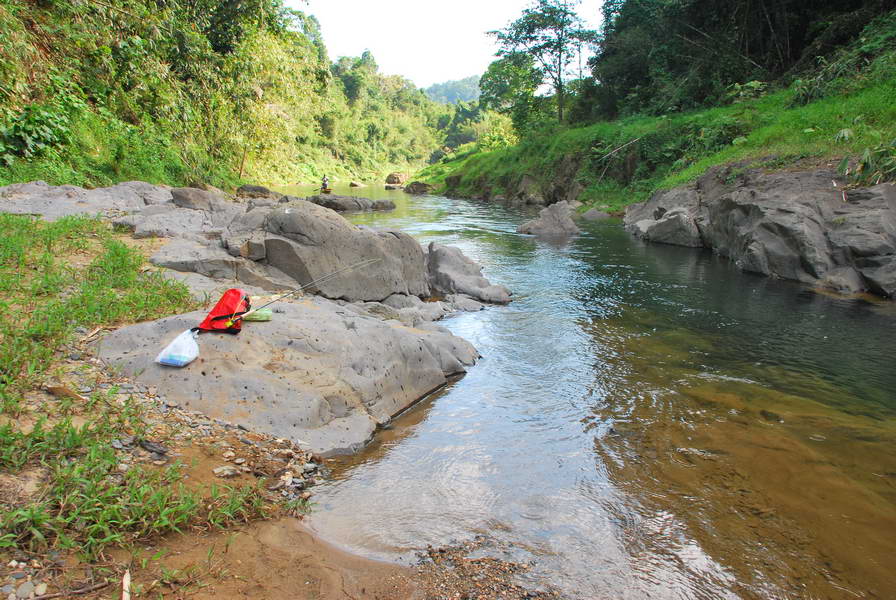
[404,181,435,195]
[517,201,581,238]
[113,204,213,239]
[151,238,293,291]
[349,181,365,187]
[386,172,408,184]
[237,184,282,200]
[306,194,395,212]
[95,297,478,455]
[259,202,430,301]
[624,166,896,297]
[0,180,171,220]
[426,242,512,304]
[117,188,242,238]
[171,187,228,212]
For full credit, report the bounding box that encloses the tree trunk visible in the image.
[557,80,565,122]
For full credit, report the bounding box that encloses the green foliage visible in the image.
[419,66,896,211]
[0,215,195,405]
[425,75,481,104]
[0,396,270,559]
[842,138,896,185]
[480,53,550,132]
[0,216,272,560]
[0,0,463,186]
[578,0,895,121]
[489,0,596,122]
[791,10,896,105]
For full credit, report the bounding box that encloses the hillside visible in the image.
[418,5,896,212]
[425,75,481,104]
[0,0,487,188]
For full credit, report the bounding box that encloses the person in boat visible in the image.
[321,175,329,190]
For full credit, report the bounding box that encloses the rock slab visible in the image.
[624,165,896,297]
[306,194,395,212]
[96,298,478,455]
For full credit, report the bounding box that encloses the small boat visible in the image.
[320,187,333,194]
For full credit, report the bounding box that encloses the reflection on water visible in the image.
[281,184,896,599]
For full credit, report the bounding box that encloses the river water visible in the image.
[283,185,896,599]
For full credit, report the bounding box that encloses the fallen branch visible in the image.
[594,137,643,185]
[33,580,110,600]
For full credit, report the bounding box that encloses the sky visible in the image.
[289,0,603,89]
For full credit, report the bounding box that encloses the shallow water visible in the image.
[283,185,896,599]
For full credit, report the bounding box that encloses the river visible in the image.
[282,184,896,599]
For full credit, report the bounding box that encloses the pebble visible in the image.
[33,583,46,596]
[9,574,24,581]
[15,582,33,599]
[0,586,12,596]
[222,451,235,459]
[165,400,179,408]
[213,465,240,478]
[234,457,246,465]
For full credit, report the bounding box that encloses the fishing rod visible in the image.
[230,257,382,325]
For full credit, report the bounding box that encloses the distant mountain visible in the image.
[425,75,481,104]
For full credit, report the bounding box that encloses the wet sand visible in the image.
[127,519,416,600]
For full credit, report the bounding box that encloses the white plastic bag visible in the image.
[155,329,199,367]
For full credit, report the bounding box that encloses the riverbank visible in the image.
[0,181,554,599]
[414,11,896,214]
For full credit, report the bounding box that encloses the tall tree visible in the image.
[479,53,544,130]
[489,0,596,122]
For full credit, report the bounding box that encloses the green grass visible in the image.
[0,214,195,408]
[0,215,276,560]
[418,40,896,212]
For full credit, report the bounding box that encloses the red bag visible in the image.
[198,289,251,334]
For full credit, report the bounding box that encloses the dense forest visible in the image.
[424,0,896,207]
[0,0,502,187]
[425,75,482,104]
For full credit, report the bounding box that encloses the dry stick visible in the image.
[594,137,643,185]
[33,580,110,600]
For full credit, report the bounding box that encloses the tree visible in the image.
[489,0,596,122]
[479,53,544,131]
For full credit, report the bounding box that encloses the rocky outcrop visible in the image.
[262,203,430,301]
[96,294,478,455]
[426,242,512,304]
[306,194,395,212]
[237,184,283,201]
[624,165,896,297]
[2,179,512,455]
[517,201,580,239]
[385,172,408,184]
[509,175,545,205]
[404,181,435,195]
[0,180,171,220]
[349,181,365,187]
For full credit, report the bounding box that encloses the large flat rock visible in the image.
[306,194,395,212]
[95,297,478,455]
[0,180,171,220]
